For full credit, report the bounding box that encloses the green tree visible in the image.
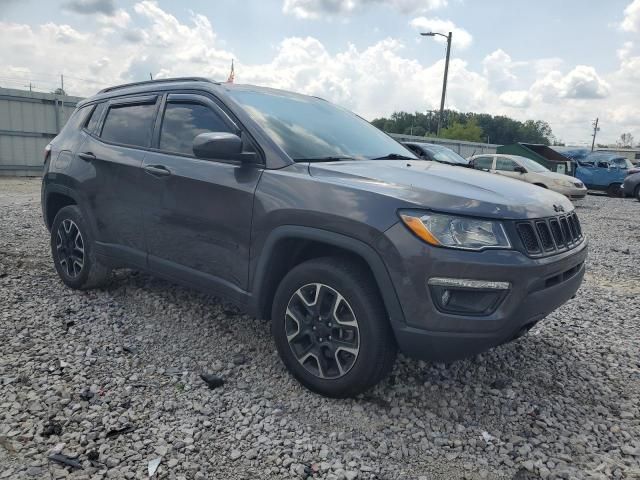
[371,110,555,145]
[439,119,484,142]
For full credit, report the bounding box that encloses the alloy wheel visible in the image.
[55,219,84,278]
[284,283,360,379]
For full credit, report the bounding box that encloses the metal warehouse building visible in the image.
[0,88,82,176]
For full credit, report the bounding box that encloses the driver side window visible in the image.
[159,101,233,156]
[495,157,518,171]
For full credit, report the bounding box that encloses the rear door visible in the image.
[140,92,263,297]
[79,95,159,267]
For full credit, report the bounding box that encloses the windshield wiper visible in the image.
[295,156,357,162]
[372,153,415,160]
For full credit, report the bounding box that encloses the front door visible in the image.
[140,93,263,298]
[493,156,524,181]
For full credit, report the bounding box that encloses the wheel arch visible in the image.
[44,185,80,231]
[249,226,406,327]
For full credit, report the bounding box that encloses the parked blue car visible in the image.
[553,148,631,197]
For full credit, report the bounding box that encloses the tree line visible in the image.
[371,110,556,146]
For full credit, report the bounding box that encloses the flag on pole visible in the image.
[226,59,235,83]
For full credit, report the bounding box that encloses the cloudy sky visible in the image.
[1,0,639,145]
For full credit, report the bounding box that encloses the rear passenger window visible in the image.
[85,103,106,134]
[159,102,233,156]
[100,102,157,148]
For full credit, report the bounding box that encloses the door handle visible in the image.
[78,152,96,162]
[144,164,172,177]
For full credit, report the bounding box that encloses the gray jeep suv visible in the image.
[42,78,587,397]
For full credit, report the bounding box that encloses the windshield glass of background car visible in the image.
[228,90,415,160]
[429,147,468,165]
[517,156,549,173]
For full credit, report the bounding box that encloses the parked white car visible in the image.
[469,154,587,200]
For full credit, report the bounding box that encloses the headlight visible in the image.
[553,179,575,188]
[399,211,511,250]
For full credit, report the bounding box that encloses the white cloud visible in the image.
[499,90,531,108]
[409,17,472,50]
[282,0,447,19]
[482,49,520,87]
[532,65,610,100]
[621,0,640,32]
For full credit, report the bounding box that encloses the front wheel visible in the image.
[607,183,623,197]
[271,257,397,398]
[50,205,111,290]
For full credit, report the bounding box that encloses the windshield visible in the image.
[516,156,549,173]
[586,153,633,168]
[423,145,468,165]
[228,89,416,161]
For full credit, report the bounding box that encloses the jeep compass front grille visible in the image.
[516,212,584,256]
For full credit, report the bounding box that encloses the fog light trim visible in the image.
[427,277,510,290]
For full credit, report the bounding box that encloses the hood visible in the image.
[309,160,574,219]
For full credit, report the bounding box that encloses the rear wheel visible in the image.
[271,257,396,398]
[50,205,111,290]
[607,183,623,197]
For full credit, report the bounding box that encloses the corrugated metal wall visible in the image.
[0,88,83,176]
[391,133,498,158]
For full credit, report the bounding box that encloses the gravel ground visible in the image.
[1,177,639,480]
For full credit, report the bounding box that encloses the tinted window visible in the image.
[473,156,493,170]
[160,102,233,156]
[100,102,156,148]
[495,157,518,171]
[85,103,106,134]
[227,89,416,161]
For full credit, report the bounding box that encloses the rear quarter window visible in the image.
[61,105,93,133]
[85,103,106,134]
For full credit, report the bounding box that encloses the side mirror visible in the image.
[514,165,527,174]
[193,132,259,163]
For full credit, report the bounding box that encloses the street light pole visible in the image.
[420,31,452,137]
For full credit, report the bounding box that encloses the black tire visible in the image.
[607,183,623,197]
[50,205,111,290]
[271,257,397,398]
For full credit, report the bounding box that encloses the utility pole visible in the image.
[149,73,153,80]
[420,31,452,137]
[590,118,599,151]
[60,74,65,120]
[438,32,452,137]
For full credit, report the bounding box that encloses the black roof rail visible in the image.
[98,77,217,94]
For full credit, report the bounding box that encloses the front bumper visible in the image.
[381,222,588,361]
[551,184,587,200]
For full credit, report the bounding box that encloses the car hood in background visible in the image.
[309,160,574,220]
[536,171,583,184]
